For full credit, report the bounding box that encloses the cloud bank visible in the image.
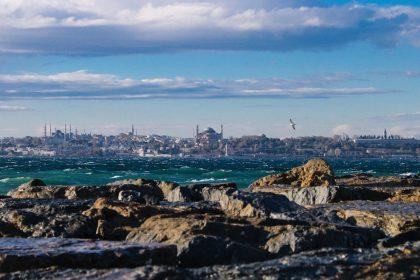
[0,70,396,100]
[0,1,419,54]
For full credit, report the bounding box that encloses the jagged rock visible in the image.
[336,173,420,188]
[250,158,335,188]
[117,186,163,204]
[0,237,177,273]
[0,198,96,238]
[380,228,420,248]
[219,191,312,221]
[249,185,391,205]
[263,223,383,256]
[166,183,236,203]
[308,201,420,236]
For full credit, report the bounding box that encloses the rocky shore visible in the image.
[0,158,419,279]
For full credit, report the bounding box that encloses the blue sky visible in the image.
[0,0,419,138]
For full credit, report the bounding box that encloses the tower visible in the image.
[195,125,199,143]
[43,124,47,138]
[131,124,134,136]
[49,124,52,137]
[220,124,224,139]
[384,129,387,140]
[69,124,72,139]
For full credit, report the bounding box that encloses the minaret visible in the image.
[384,129,387,140]
[220,124,224,139]
[131,124,134,135]
[225,143,228,156]
[43,124,47,138]
[69,124,72,139]
[49,124,52,136]
[195,125,199,142]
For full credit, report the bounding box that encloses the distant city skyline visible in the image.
[0,1,419,138]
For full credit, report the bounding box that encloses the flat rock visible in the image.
[4,242,418,279]
[308,200,420,236]
[0,199,96,238]
[250,158,335,188]
[336,173,420,188]
[0,237,177,273]
[249,185,391,205]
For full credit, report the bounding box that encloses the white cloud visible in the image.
[0,105,29,111]
[332,124,354,135]
[0,70,396,100]
[0,1,418,54]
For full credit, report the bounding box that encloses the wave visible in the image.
[188,178,228,183]
[0,176,30,183]
[110,175,122,179]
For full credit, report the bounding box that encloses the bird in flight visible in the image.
[289,119,296,130]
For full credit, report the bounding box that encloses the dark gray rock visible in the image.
[0,237,177,273]
[166,183,236,203]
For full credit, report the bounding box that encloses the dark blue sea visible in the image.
[0,157,418,194]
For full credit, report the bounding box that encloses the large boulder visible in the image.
[336,173,420,188]
[126,214,269,267]
[250,158,335,188]
[0,237,177,273]
[219,191,313,221]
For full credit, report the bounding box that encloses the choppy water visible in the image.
[0,157,418,194]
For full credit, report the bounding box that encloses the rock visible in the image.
[126,214,269,266]
[166,183,236,203]
[82,198,176,240]
[380,228,420,248]
[0,237,177,273]
[308,201,420,236]
[117,185,164,204]
[250,185,391,205]
[264,223,383,256]
[336,173,420,188]
[250,158,335,188]
[387,188,420,203]
[107,178,179,200]
[219,191,312,221]
[0,198,96,238]
[3,243,419,279]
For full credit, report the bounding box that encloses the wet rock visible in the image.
[308,201,420,236]
[0,198,96,238]
[250,185,391,205]
[250,158,335,188]
[0,237,177,273]
[219,191,312,221]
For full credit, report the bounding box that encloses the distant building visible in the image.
[195,125,223,149]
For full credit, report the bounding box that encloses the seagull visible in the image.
[289,119,296,130]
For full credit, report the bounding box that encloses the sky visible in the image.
[0,0,419,138]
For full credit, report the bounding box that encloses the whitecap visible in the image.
[110,175,122,179]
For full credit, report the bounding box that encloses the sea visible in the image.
[0,157,418,195]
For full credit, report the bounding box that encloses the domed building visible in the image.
[195,125,224,149]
